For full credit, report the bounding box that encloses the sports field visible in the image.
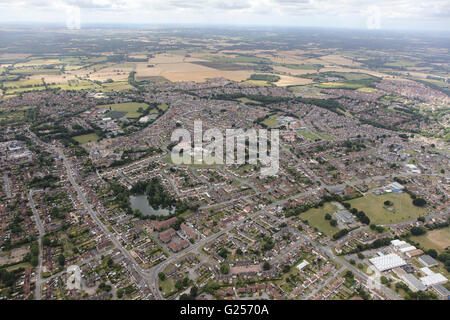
[100,102,148,118]
[301,202,340,236]
[73,133,100,144]
[411,227,450,253]
[345,193,428,225]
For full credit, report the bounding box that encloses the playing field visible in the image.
[345,193,428,225]
[73,133,100,144]
[262,115,279,127]
[297,127,320,141]
[301,202,340,237]
[411,227,450,253]
[100,102,148,118]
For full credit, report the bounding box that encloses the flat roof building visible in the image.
[418,255,439,267]
[369,253,407,272]
[334,210,354,224]
[402,274,426,292]
[420,273,448,287]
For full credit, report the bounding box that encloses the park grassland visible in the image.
[345,193,428,225]
[410,227,450,253]
[297,127,320,141]
[100,102,148,118]
[73,133,100,144]
[262,114,279,128]
[301,202,339,237]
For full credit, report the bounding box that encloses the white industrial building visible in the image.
[369,253,407,272]
[420,273,448,287]
[296,260,309,271]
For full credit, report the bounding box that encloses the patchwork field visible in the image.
[345,193,428,225]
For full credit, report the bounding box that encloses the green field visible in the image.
[315,131,337,141]
[237,97,260,105]
[157,103,168,111]
[73,133,100,144]
[100,102,148,118]
[345,193,428,225]
[297,127,320,141]
[410,227,450,253]
[262,114,279,127]
[301,202,340,236]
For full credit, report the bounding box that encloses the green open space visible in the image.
[301,202,340,236]
[345,193,428,225]
[99,102,148,118]
[73,133,100,144]
[410,227,450,253]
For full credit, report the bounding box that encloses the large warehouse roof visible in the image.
[420,273,448,287]
[369,253,406,272]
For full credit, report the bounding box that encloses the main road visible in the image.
[28,189,45,300]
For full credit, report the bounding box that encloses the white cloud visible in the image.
[0,0,449,29]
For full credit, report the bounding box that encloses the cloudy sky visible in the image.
[0,0,449,30]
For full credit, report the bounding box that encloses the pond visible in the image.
[129,194,174,217]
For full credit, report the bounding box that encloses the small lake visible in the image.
[129,194,174,217]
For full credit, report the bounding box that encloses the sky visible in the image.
[0,0,449,31]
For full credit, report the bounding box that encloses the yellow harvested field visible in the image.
[275,75,313,86]
[0,53,30,60]
[318,54,361,66]
[274,65,315,76]
[87,63,135,81]
[135,61,252,82]
[15,59,61,67]
[29,73,78,84]
[318,66,392,79]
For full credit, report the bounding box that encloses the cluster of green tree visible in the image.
[332,228,349,240]
[249,74,280,82]
[341,140,366,153]
[212,93,290,106]
[260,236,275,252]
[370,224,385,233]
[109,147,161,168]
[349,207,370,225]
[179,286,199,300]
[410,226,427,236]
[117,285,135,298]
[220,264,230,274]
[29,174,59,189]
[284,193,361,218]
[97,282,112,293]
[175,276,191,291]
[295,97,344,115]
[217,247,230,259]
[344,237,393,255]
[436,251,450,272]
[131,178,175,210]
[0,268,24,289]
[395,282,437,300]
[358,118,398,132]
[112,178,199,220]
